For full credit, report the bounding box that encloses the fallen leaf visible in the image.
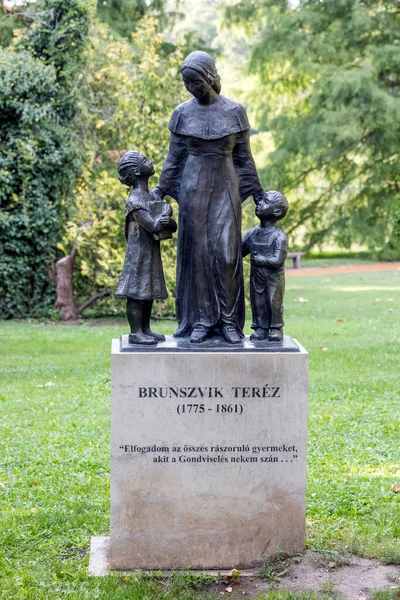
[336,318,346,322]
[221,570,241,584]
[392,484,400,493]
[31,481,38,487]
[124,576,131,582]
[231,569,241,581]
[226,587,233,593]
[320,347,328,352]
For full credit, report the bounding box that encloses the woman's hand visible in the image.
[152,187,164,202]
[253,190,265,205]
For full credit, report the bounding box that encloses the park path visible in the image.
[286,261,400,277]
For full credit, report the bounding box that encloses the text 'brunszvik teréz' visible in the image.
[137,385,281,399]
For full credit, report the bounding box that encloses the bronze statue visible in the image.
[242,191,288,342]
[115,151,177,345]
[153,51,264,344]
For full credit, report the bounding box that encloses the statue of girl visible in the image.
[115,150,177,345]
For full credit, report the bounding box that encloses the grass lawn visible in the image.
[0,269,399,599]
[296,256,376,268]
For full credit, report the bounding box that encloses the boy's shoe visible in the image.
[128,332,157,345]
[142,329,166,342]
[190,325,209,343]
[220,324,242,344]
[250,327,268,341]
[268,328,283,342]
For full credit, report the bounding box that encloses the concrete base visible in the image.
[88,536,256,577]
[120,333,300,353]
[110,338,308,570]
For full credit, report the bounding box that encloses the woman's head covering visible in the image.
[181,51,221,94]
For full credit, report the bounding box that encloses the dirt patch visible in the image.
[286,262,400,277]
[208,552,400,599]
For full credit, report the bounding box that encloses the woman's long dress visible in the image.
[157,95,263,336]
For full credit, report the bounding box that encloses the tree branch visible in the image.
[77,290,111,317]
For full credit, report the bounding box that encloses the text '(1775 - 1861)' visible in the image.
[176,403,243,415]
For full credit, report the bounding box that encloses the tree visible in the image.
[96,0,169,38]
[0,0,92,318]
[56,17,186,318]
[0,1,24,47]
[226,0,400,256]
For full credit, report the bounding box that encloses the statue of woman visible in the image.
[153,51,264,344]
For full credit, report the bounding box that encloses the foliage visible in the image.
[95,0,211,57]
[61,17,186,316]
[0,268,399,596]
[226,0,400,257]
[259,551,291,581]
[96,0,169,39]
[0,1,24,47]
[0,50,79,318]
[0,0,92,318]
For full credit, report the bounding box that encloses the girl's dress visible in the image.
[115,190,168,300]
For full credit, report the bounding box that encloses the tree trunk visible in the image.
[54,242,78,320]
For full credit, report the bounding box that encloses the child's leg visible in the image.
[249,269,269,341]
[141,300,166,342]
[126,299,157,345]
[127,299,142,333]
[266,271,284,342]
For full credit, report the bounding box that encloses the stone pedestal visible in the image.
[110,337,308,570]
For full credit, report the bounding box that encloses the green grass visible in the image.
[0,269,399,598]
[289,249,377,268]
[300,256,375,268]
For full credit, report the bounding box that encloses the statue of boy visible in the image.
[242,190,288,342]
[115,150,177,345]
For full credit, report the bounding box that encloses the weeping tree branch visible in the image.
[76,290,111,318]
